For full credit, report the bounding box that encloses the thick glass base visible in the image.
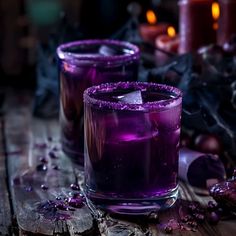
[85,186,179,215]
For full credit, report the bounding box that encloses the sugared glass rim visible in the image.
[84,82,182,111]
[57,39,140,65]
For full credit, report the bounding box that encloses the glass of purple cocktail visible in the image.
[84,82,182,214]
[57,40,140,165]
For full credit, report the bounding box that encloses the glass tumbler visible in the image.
[84,82,182,215]
[57,40,140,165]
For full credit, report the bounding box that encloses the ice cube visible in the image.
[99,45,127,56]
[117,90,143,104]
[99,45,118,56]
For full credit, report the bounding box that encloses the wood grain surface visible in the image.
[0,115,13,235]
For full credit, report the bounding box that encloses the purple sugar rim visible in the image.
[57,39,140,65]
[84,82,182,111]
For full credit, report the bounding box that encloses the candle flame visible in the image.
[146,10,157,25]
[167,26,176,38]
[212,2,220,20]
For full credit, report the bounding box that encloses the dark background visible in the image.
[0,0,178,89]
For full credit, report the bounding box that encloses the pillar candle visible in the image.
[139,10,169,44]
[155,33,179,66]
[179,0,216,53]
[139,23,169,44]
[217,0,236,45]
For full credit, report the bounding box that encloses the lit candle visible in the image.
[178,0,216,53]
[156,26,179,53]
[139,10,169,44]
[217,0,236,46]
[212,2,220,30]
[155,26,179,66]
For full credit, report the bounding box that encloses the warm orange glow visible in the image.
[213,22,219,30]
[212,2,220,20]
[146,10,157,25]
[167,26,176,38]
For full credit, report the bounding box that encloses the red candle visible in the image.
[217,0,236,45]
[139,10,169,44]
[155,27,179,66]
[178,0,216,53]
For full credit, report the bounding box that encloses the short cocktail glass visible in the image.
[84,82,182,215]
[57,40,140,165]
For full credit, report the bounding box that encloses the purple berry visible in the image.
[55,202,68,211]
[36,164,47,171]
[41,184,48,190]
[194,134,222,155]
[68,197,83,208]
[210,178,236,209]
[207,211,220,225]
[52,164,59,170]
[68,192,83,198]
[13,176,21,185]
[49,151,58,159]
[39,157,48,163]
[70,183,80,191]
[52,146,59,152]
[48,137,53,142]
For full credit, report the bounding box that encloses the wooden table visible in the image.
[0,89,236,236]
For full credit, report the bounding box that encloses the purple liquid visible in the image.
[57,40,140,165]
[84,82,182,214]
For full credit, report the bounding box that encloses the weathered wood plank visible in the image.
[0,116,13,235]
[4,90,95,236]
[99,219,146,236]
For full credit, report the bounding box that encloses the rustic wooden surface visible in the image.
[1,89,236,236]
[0,110,13,235]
